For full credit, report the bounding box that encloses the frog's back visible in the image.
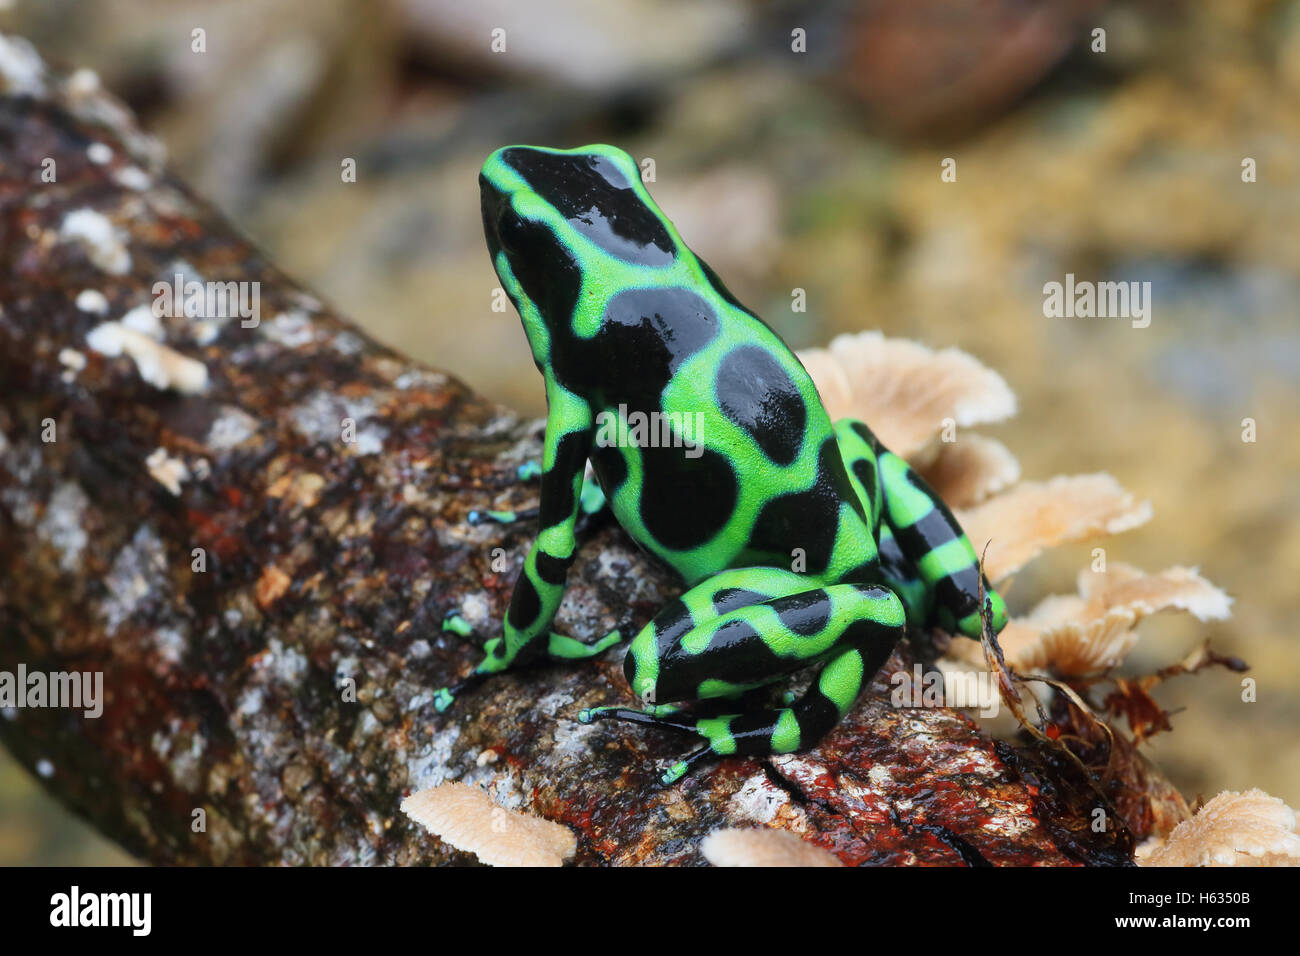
[481,144,873,585]
[574,272,871,587]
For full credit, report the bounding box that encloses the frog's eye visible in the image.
[496,204,550,261]
[494,207,582,322]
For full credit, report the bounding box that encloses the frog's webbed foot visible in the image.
[577,705,725,785]
[433,672,487,713]
[578,703,694,728]
[466,506,539,527]
[578,685,787,727]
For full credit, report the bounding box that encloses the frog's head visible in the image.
[479,145,678,359]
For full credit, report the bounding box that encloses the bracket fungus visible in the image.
[701,828,844,867]
[797,330,1016,459]
[1139,790,1300,867]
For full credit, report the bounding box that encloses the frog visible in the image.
[434,144,1008,785]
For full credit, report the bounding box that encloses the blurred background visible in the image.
[2,0,1297,864]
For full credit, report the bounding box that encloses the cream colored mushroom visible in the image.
[401,782,577,867]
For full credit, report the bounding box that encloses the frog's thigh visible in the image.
[620,566,824,702]
[592,580,904,780]
[654,643,869,783]
[833,419,927,625]
[834,416,1004,637]
[832,417,883,529]
[627,576,903,707]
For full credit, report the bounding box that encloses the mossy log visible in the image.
[0,39,1154,865]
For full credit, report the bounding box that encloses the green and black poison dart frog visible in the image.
[434,144,1009,785]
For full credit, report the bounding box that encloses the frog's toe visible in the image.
[580,706,723,784]
[466,506,540,527]
[578,703,692,730]
[433,687,456,713]
[433,672,488,713]
[660,761,688,786]
[579,704,649,725]
[440,611,475,638]
[659,744,714,786]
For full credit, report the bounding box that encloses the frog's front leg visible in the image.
[582,572,905,784]
[435,384,619,711]
[467,462,609,533]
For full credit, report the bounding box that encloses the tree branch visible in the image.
[0,37,1152,865]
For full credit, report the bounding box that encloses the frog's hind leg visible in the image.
[660,644,891,785]
[577,565,809,722]
[832,419,930,627]
[583,573,905,784]
[833,418,1007,639]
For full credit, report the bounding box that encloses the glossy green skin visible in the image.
[436,144,1008,785]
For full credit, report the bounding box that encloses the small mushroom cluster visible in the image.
[400,782,576,867]
[1139,789,1300,867]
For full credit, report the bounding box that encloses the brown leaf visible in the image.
[1103,678,1173,743]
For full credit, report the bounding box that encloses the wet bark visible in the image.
[0,42,1159,865]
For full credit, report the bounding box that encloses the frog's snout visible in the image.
[624,655,656,704]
